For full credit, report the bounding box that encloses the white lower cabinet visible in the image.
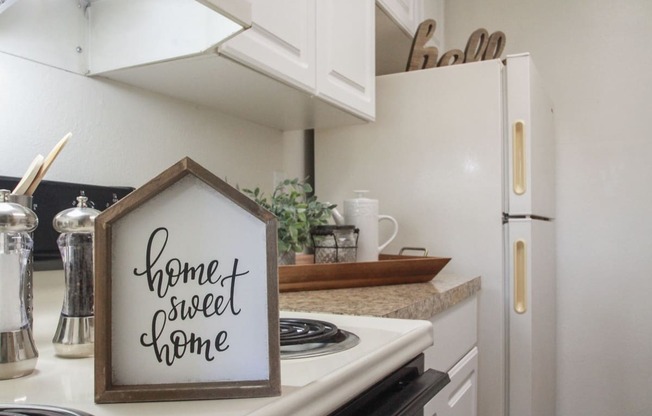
[426,347,478,416]
[424,295,478,416]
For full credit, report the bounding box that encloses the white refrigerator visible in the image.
[314,53,556,416]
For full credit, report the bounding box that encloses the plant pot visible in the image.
[278,250,296,265]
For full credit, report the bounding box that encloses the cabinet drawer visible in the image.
[425,346,478,416]
[425,295,477,372]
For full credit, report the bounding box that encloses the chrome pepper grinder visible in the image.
[0,189,39,379]
[52,195,100,358]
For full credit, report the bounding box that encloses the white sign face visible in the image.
[110,175,270,385]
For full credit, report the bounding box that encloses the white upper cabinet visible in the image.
[219,0,375,121]
[87,0,248,74]
[0,0,376,130]
[219,0,316,91]
[316,0,375,119]
[377,0,423,37]
[375,0,423,76]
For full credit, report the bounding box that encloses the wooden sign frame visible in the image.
[94,157,280,403]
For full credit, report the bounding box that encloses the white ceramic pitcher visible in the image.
[331,190,398,262]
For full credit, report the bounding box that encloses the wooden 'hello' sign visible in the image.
[407,19,506,71]
[94,157,280,403]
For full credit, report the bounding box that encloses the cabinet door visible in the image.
[425,347,478,416]
[315,0,375,120]
[376,0,423,36]
[425,295,477,373]
[219,0,316,91]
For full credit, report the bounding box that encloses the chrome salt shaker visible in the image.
[52,195,100,358]
[0,189,39,379]
[7,193,35,329]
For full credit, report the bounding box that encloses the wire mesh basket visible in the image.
[310,225,359,264]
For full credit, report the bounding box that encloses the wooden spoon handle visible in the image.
[25,132,71,196]
[12,154,45,195]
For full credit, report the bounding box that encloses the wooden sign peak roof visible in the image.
[96,157,274,226]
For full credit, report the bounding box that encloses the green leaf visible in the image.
[241,176,335,253]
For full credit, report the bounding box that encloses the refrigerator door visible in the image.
[505,218,556,416]
[316,59,507,416]
[505,53,555,218]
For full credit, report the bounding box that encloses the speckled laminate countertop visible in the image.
[279,273,480,320]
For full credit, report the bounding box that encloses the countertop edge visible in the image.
[279,273,481,320]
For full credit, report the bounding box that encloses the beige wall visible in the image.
[444,1,652,415]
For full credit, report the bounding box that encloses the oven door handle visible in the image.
[369,368,450,416]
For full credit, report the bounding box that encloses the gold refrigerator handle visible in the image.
[513,120,526,195]
[514,239,527,314]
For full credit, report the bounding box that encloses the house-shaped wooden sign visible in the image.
[94,157,280,403]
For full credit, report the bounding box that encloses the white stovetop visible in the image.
[0,271,433,416]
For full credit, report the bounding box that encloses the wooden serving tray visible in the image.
[278,254,451,292]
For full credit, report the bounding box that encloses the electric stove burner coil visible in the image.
[280,318,340,346]
[279,318,360,359]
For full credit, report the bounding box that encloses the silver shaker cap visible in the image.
[53,195,100,233]
[0,190,38,232]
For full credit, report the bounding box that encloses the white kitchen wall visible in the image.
[444,1,652,415]
[423,0,445,48]
[0,52,287,193]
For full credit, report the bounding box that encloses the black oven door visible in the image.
[329,354,449,416]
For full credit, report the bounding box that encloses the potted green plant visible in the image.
[242,178,335,265]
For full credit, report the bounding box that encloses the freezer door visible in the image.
[505,54,555,218]
[505,218,556,416]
